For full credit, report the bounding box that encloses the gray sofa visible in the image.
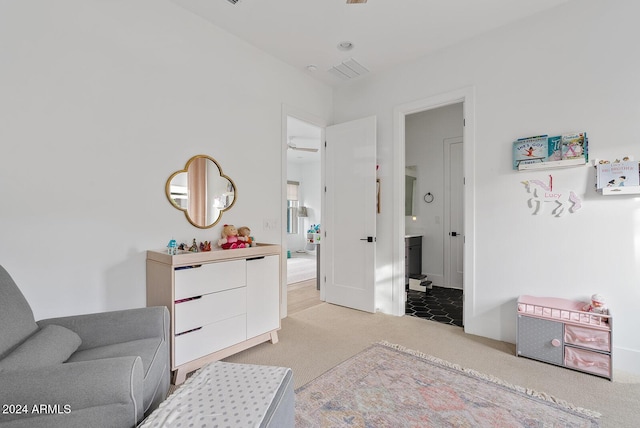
[0,265,170,428]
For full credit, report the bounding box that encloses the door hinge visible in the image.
[463,177,466,185]
[324,186,327,192]
[325,141,327,147]
[463,118,466,126]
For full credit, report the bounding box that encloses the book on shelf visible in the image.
[512,135,549,169]
[596,160,640,189]
[561,132,588,161]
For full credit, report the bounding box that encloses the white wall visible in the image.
[405,104,463,286]
[333,0,640,374]
[0,0,332,319]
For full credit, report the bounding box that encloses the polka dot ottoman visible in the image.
[140,361,294,427]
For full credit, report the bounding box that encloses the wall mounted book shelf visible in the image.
[594,159,640,195]
[513,132,588,171]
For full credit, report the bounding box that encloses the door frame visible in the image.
[392,87,476,326]
[281,104,327,318]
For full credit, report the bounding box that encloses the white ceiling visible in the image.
[172,0,570,87]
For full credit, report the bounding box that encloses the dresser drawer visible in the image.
[174,287,246,334]
[174,314,246,366]
[564,324,610,352]
[564,346,611,378]
[174,259,246,300]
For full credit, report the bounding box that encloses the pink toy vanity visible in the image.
[516,295,612,380]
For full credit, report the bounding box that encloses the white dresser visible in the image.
[146,244,281,384]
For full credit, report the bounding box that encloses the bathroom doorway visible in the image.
[404,103,464,327]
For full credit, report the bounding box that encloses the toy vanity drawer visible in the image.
[564,346,611,378]
[174,287,246,334]
[564,324,610,352]
[174,259,246,300]
[174,314,246,366]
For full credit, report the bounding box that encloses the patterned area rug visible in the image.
[295,342,600,427]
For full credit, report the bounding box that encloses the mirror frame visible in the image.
[165,154,237,229]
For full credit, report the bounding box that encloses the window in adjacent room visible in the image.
[287,181,300,234]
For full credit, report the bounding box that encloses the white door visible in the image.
[324,116,377,312]
[444,137,463,289]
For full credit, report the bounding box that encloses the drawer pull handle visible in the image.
[175,264,202,271]
[551,339,561,347]
[175,295,202,304]
[247,256,265,261]
[176,326,202,336]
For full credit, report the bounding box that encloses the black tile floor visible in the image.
[405,286,463,327]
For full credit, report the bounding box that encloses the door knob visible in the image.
[360,237,375,242]
[450,232,458,237]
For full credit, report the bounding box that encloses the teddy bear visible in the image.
[217,224,246,250]
[237,226,252,247]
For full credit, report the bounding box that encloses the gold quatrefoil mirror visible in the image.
[166,155,236,229]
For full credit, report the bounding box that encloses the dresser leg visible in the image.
[270,331,279,344]
[172,369,187,386]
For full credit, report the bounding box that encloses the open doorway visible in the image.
[285,115,322,314]
[404,104,464,327]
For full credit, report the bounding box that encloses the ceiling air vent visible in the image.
[347,0,368,4]
[327,58,369,80]
[227,0,241,4]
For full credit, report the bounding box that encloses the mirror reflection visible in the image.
[166,155,236,229]
[405,166,417,216]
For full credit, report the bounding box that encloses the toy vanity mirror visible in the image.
[166,155,236,228]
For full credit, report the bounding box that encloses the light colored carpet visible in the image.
[296,341,600,427]
[286,257,316,284]
[223,302,640,428]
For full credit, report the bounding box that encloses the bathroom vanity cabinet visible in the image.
[405,235,422,285]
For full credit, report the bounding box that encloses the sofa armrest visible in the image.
[37,306,169,351]
[0,357,144,427]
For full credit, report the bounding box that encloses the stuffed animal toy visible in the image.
[218,224,246,250]
[582,294,609,315]
[238,226,252,247]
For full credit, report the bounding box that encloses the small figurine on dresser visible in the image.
[582,294,609,315]
[167,239,177,255]
[217,224,246,250]
[199,241,212,252]
[189,239,199,252]
[238,226,253,247]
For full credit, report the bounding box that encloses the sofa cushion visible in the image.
[0,265,39,358]
[0,325,82,372]
[67,337,166,412]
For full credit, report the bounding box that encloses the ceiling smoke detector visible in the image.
[346,0,368,4]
